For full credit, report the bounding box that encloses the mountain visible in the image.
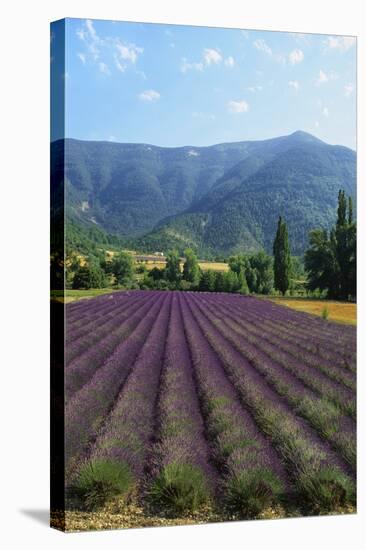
[53,131,356,256]
[55,137,258,237]
[134,133,356,256]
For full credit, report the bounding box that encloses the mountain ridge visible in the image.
[52,131,356,257]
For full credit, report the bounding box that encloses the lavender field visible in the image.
[65,290,356,524]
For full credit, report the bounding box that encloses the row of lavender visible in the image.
[65,291,356,517]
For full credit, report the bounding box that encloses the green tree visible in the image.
[215,272,226,292]
[165,250,181,283]
[305,190,356,300]
[304,229,338,297]
[199,270,216,292]
[72,263,106,289]
[228,255,248,275]
[223,271,239,293]
[110,251,134,286]
[183,248,200,286]
[237,270,250,295]
[149,266,165,281]
[229,252,273,294]
[249,251,274,294]
[273,216,291,296]
[245,264,258,293]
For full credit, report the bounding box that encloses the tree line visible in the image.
[69,189,356,301]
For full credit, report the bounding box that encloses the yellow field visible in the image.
[269,297,356,325]
[198,262,229,272]
[144,261,167,270]
[142,260,229,272]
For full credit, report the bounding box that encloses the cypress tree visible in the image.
[273,216,291,296]
[305,189,356,300]
[183,248,200,286]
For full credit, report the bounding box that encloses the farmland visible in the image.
[269,297,356,326]
[64,290,356,530]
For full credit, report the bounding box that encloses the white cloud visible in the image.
[115,41,143,65]
[315,69,338,85]
[188,150,200,156]
[85,19,98,42]
[228,100,249,113]
[253,39,272,56]
[247,85,263,93]
[324,36,356,52]
[108,135,116,142]
[76,19,143,75]
[203,48,223,65]
[76,28,86,41]
[289,48,304,65]
[224,56,235,67]
[181,48,235,73]
[253,39,286,64]
[180,58,204,73]
[344,83,355,97]
[77,53,86,64]
[79,19,101,61]
[322,107,329,117]
[288,80,299,91]
[315,121,320,128]
[138,89,161,102]
[316,69,329,84]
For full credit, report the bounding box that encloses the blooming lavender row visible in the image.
[66,295,142,346]
[191,294,356,470]
[65,292,153,366]
[65,293,166,480]
[183,294,355,507]
[65,294,157,402]
[222,294,356,344]
[66,292,124,326]
[213,294,356,376]
[66,290,141,328]
[208,297,356,396]
[148,294,216,493]
[233,295,357,353]
[178,294,287,507]
[85,293,172,484]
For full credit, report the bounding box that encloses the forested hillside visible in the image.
[52,131,356,256]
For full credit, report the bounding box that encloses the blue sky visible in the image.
[51,18,356,149]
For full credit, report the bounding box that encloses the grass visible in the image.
[298,468,355,513]
[223,469,283,518]
[321,306,329,320]
[51,288,117,303]
[269,297,356,325]
[71,459,134,511]
[148,463,211,516]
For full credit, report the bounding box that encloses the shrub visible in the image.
[321,306,329,320]
[223,469,283,518]
[148,463,210,516]
[71,459,134,510]
[298,467,355,512]
[72,264,106,289]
